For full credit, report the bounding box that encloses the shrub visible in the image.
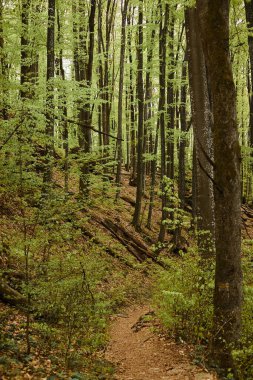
[153,250,214,345]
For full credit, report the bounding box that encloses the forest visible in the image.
[0,0,253,379]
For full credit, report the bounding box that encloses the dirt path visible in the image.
[105,305,217,380]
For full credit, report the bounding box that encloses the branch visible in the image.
[63,117,124,142]
[0,124,22,151]
[196,136,215,168]
[197,158,223,194]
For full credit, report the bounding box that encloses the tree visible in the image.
[245,0,253,149]
[185,6,215,256]
[0,0,8,120]
[115,0,129,200]
[197,0,243,374]
[158,1,169,243]
[78,0,96,196]
[44,0,55,184]
[132,0,144,230]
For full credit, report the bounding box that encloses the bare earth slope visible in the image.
[105,305,217,380]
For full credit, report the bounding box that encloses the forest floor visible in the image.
[2,170,253,379]
[105,304,217,380]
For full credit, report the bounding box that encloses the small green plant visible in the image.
[153,249,214,344]
[160,176,191,232]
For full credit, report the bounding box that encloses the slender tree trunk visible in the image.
[245,0,253,147]
[178,59,187,208]
[197,1,243,374]
[143,20,156,192]
[0,0,8,120]
[244,0,253,201]
[57,11,69,193]
[147,122,159,229]
[20,0,32,100]
[158,2,169,243]
[44,0,55,184]
[132,0,144,230]
[79,0,96,196]
[127,11,137,184]
[167,14,175,180]
[115,0,129,200]
[98,0,116,156]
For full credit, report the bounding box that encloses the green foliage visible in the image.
[231,241,253,379]
[160,176,190,231]
[153,250,214,345]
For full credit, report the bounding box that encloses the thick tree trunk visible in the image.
[185,7,215,256]
[197,0,243,374]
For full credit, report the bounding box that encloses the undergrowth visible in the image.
[0,182,148,379]
[153,244,253,380]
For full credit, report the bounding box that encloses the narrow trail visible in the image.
[105,305,217,380]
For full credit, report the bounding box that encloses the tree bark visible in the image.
[115,0,129,200]
[197,0,243,374]
[158,2,169,243]
[185,7,215,256]
[245,0,253,148]
[79,0,96,196]
[44,0,55,184]
[178,59,187,209]
[132,0,144,230]
[0,0,8,120]
[127,10,137,184]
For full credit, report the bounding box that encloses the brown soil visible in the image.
[105,305,217,380]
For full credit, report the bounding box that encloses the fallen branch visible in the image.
[91,215,167,268]
[65,117,124,141]
[81,226,135,268]
[0,279,27,307]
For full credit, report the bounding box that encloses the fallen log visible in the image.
[81,227,135,268]
[0,278,27,307]
[93,217,167,268]
[103,219,150,255]
[121,195,136,207]
[242,205,253,219]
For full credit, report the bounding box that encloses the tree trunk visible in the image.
[197,0,243,374]
[115,0,129,200]
[57,10,69,193]
[185,7,215,256]
[79,0,96,196]
[44,0,55,184]
[178,59,187,209]
[244,0,253,201]
[132,0,144,230]
[127,11,137,184]
[245,0,253,147]
[0,0,8,120]
[167,14,175,180]
[158,2,169,243]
